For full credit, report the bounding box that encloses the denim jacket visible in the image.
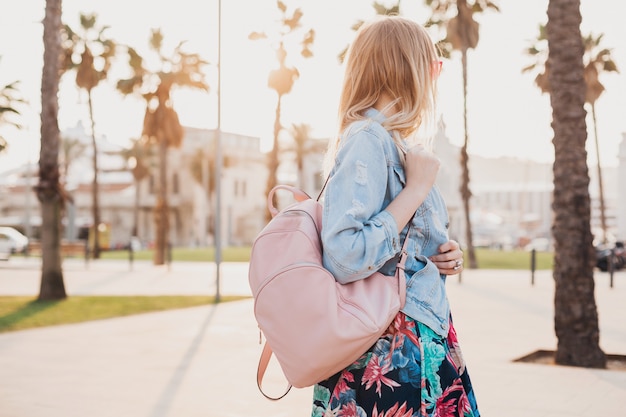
[321,108,451,337]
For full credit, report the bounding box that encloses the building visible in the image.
[0,121,624,250]
[0,123,268,248]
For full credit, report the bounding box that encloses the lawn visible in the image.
[100,246,252,262]
[472,248,553,270]
[100,246,553,270]
[0,295,249,334]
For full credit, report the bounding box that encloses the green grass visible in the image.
[473,248,553,270]
[100,246,553,269]
[101,246,553,270]
[21,245,552,270]
[0,295,249,334]
[100,246,252,262]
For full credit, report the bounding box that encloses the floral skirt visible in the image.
[311,312,480,417]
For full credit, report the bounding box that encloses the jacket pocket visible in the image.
[405,255,447,315]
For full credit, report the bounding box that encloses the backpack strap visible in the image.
[316,175,331,202]
[256,341,292,401]
[267,185,311,218]
[395,225,412,307]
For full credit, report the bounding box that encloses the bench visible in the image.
[27,240,88,258]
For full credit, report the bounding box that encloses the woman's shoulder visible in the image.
[342,117,391,148]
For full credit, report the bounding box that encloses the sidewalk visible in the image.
[0,258,625,417]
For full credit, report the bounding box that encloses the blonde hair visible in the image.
[324,16,439,175]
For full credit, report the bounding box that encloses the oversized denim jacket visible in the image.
[321,108,451,337]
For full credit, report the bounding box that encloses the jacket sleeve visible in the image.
[321,126,401,284]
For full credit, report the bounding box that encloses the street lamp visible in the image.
[214,0,223,302]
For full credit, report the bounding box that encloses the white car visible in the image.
[0,227,29,254]
[0,233,12,260]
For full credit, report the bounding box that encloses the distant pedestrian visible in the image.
[312,16,480,416]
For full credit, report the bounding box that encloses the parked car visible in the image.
[0,227,29,254]
[0,233,12,260]
[596,241,626,272]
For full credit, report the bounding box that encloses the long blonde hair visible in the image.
[324,16,439,175]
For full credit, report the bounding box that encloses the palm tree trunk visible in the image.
[87,91,101,258]
[547,0,605,368]
[37,0,66,301]
[459,48,478,269]
[265,95,282,222]
[591,103,607,243]
[154,139,169,265]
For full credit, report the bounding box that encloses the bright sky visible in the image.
[0,0,625,174]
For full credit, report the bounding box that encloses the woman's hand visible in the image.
[385,145,440,233]
[429,240,464,275]
[404,145,440,197]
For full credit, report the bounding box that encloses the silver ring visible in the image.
[453,259,462,270]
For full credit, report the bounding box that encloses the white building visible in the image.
[0,124,268,248]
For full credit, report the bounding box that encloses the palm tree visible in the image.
[120,138,151,238]
[0,59,26,154]
[59,135,88,184]
[285,123,326,191]
[546,0,605,368]
[524,26,618,244]
[61,13,116,259]
[117,29,209,265]
[583,33,619,243]
[189,149,214,245]
[189,148,214,194]
[287,123,311,189]
[522,24,550,94]
[36,0,66,301]
[424,0,500,269]
[249,0,315,222]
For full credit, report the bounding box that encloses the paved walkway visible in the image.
[0,257,625,417]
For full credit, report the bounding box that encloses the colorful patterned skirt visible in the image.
[311,312,480,417]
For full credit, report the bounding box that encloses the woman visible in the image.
[312,16,480,417]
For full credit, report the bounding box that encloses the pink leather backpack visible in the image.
[248,185,408,399]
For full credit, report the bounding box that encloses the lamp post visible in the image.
[214,0,223,303]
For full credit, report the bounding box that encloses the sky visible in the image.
[0,0,625,174]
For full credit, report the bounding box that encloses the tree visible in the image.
[0,59,26,154]
[189,148,214,196]
[249,0,315,222]
[582,33,619,243]
[546,0,605,368]
[287,123,311,189]
[117,29,209,265]
[36,0,66,301]
[119,138,152,238]
[285,123,326,190]
[61,13,116,258]
[189,148,214,245]
[424,0,499,269]
[524,26,619,244]
[59,135,87,184]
